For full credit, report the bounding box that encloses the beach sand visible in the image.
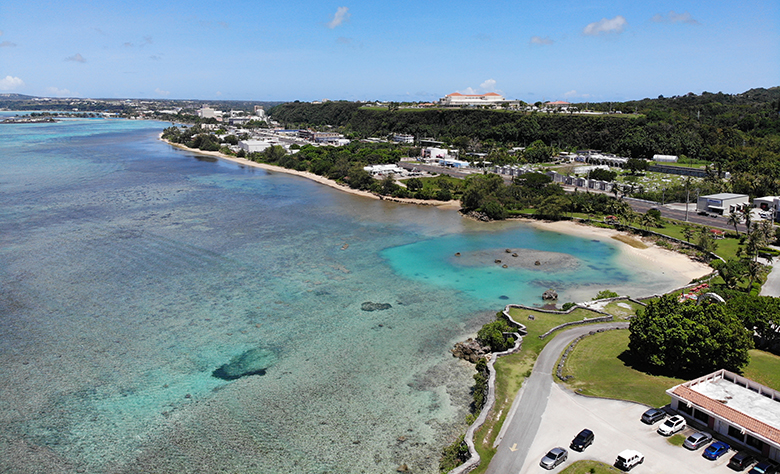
[523,219,713,301]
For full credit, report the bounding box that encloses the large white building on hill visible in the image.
[439,92,505,106]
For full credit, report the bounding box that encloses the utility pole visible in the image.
[685,180,690,222]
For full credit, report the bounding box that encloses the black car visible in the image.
[749,462,778,474]
[729,452,757,471]
[570,429,594,452]
[641,408,666,424]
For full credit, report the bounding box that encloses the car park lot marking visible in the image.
[518,382,746,473]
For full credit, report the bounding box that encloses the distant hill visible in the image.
[0,93,37,100]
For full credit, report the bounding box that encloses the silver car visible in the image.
[683,431,713,450]
[540,447,568,470]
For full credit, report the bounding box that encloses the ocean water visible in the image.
[0,118,672,473]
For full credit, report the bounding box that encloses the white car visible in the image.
[657,414,686,436]
[615,449,644,471]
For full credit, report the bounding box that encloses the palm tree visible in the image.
[682,225,694,243]
[641,213,655,231]
[727,211,743,235]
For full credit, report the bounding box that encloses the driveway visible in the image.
[486,323,629,474]
[519,383,740,473]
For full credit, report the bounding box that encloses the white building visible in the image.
[439,92,505,107]
[364,164,404,176]
[238,140,276,153]
[696,193,749,215]
[393,134,414,144]
[667,370,780,462]
[653,154,679,163]
[198,107,221,119]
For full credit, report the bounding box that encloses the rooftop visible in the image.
[669,370,780,445]
[701,193,749,200]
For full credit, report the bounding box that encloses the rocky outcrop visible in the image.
[212,348,276,381]
[451,338,491,363]
[361,301,392,311]
[542,289,558,300]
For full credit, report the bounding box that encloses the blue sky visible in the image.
[1,0,778,102]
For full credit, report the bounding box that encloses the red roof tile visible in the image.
[672,385,780,445]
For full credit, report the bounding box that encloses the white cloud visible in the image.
[480,79,497,91]
[46,86,72,96]
[0,41,17,47]
[652,11,699,25]
[458,87,478,95]
[583,15,627,35]
[530,36,553,45]
[65,53,87,63]
[154,88,170,96]
[564,90,577,97]
[0,75,24,91]
[327,7,350,29]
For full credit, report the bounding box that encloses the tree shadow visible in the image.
[617,349,674,378]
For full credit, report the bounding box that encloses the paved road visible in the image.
[485,322,629,474]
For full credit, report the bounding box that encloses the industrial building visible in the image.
[696,193,749,215]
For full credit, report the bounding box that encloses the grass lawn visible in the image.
[560,460,623,474]
[743,349,780,390]
[468,307,612,473]
[668,434,686,446]
[562,331,780,411]
[561,329,685,408]
[602,300,644,318]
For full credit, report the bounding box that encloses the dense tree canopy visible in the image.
[628,295,753,376]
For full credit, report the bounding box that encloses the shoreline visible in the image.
[160,137,461,209]
[160,137,712,294]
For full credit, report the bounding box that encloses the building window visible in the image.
[677,403,693,416]
[746,435,764,451]
[693,409,710,423]
[727,425,745,442]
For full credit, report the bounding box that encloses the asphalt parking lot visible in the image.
[518,382,748,473]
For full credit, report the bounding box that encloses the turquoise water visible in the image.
[0,118,674,473]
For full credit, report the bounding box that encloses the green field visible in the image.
[561,330,780,408]
[560,460,623,474]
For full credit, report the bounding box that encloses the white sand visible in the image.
[523,219,713,301]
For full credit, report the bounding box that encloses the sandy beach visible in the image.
[523,219,713,299]
[161,139,461,209]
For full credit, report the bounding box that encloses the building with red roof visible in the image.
[439,92,505,106]
[667,369,780,462]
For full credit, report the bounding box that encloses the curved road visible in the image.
[485,322,629,474]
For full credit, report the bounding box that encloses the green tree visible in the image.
[476,318,515,352]
[628,295,753,376]
[405,177,423,192]
[726,294,780,352]
[625,158,649,174]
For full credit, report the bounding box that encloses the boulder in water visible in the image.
[213,348,276,380]
[542,289,559,300]
[361,302,392,311]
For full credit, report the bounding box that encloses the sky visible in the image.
[1,0,778,103]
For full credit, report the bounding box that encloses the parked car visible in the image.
[683,431,713,450]
[728,452,757,471]
[703,441,731,460]
[614,449,644,471]
[540,447,568,470]
[657,415,686,436]
[570,429,595,452]
[749,462,778,474]
[641,408,666,424]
